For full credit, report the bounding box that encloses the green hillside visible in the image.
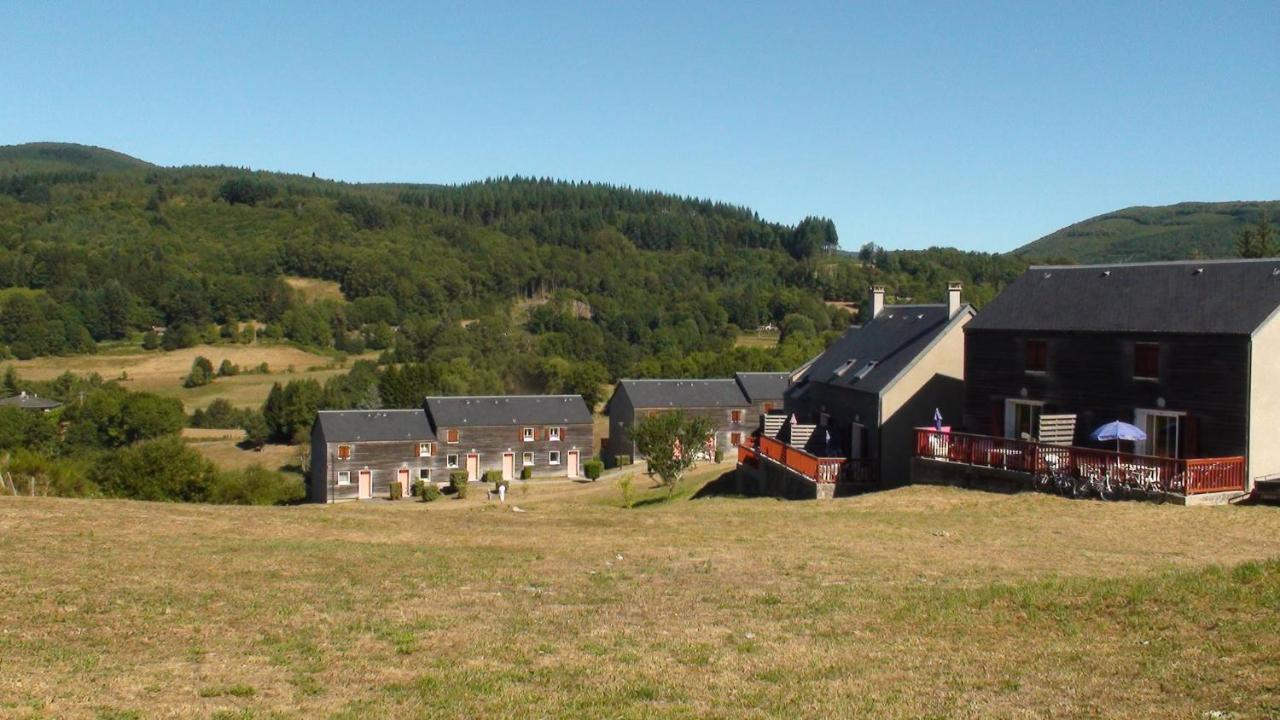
[1014,201,1280,263]
[0,141,155,174]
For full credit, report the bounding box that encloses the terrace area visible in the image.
[913,428,1246,499]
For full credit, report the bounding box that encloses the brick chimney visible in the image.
[869,285,886,320]
[947,281,963,318]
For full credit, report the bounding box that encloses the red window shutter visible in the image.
[561,426,566,440]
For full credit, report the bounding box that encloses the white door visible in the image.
[397,468,410,497]
[502,453,515,481]
[357,469,372,499]
[465,454,479,482]
[567,450,580,477]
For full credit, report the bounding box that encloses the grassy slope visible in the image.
[3,342,371,411]
[0,142,154,174]
[2,470,1279,719]
[1014,201,1280,263]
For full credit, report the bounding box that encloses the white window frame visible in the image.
[418,442,432,457]
[523,452,534,467]
[1135,409,1184,458]
[1004,399,1045,440]
[549,450,561,465]
[337,470,352,485]
[446,454,459,469]
[418,467,431,481]
[549,427,561,442]
[523,427,535,442]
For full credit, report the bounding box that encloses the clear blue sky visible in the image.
[4,1,1277,251]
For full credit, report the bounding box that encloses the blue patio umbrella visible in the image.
[933,408,944,432]
[1090,420,1147,451]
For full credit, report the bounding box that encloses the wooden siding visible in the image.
[963,329,1250,459]
[434,422,594,478]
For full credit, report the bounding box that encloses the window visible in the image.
[835,359,857,376]
[763,402,775,413]
[1004,399,1043,440]
[1135,343,1159,380]
[418,468,431,481]
[446,454,459,469]
[523,427,535,442]
[523,452,534,466]
[851,361,878,381]
[549,450,561,465]
[730,410,743,424]
[730,432,742,446]
[446,429,460,444]
[1136,410,1183,458]
[337,470,351,485]
[418,442,433,457]
[549,427,561,442]
[1025,340,1047,373]
[337,445,351,460]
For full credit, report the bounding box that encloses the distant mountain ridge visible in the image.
[1014,201,1280,264]
[0,142,155,174]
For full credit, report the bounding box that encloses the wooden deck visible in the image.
[913,428,1245,496]
[737,434,875,486]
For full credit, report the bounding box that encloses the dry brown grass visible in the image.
[735,330,780,348]
[2,469,1279,719]
[284,277,346,305]
[5,343,371,411]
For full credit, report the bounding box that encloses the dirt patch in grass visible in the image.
[284,276,346,305]
[2,472,1279,718]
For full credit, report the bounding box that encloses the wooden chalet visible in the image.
[915,259,1280,502]
[422,395,593,482]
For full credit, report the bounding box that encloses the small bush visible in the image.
[419,483,442,502]
[584,459,604,481]
[714,448,725,463]
[206,464,304,505]
[388,481,402,501]
[619,475,635,509]
[449,470,469,499]
[482,470,503,485]
[492,477,510,492]
[615,455,632,467]
[413,479,426,497]
[520,466,532,480]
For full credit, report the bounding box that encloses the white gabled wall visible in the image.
[1249,312,1280,490]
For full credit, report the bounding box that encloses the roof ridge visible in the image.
[1030,257,1280,270]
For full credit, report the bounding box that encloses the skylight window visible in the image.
[851,361,878,381]
[834,359,857,376]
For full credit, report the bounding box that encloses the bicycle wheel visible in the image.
[1099,475,1117,501]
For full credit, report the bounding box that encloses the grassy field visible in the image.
[2,468,1280,719]
[4,343,371,412]
[284,277,347,305]
[735,329,780,348]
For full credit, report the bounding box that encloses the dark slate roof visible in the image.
[315,409,435,442]
[968,259,1280,335]
[615,379,749,409]
[0,393,62,410]
[797,304,969,396]
[424,395,592,427]
[734,372,790,403]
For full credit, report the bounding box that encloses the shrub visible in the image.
[614,455,632,468]
[619,475,635,509]
[89,437,220,502]
[217,359,240,377]
[449,470,469,498]
[520,466,532,480]
[492,477,510,493]
[419,483,442,502]
[183,356,214,388]
[482,470,503,485]
[205,465,305,505]
[584,459,604,481]
[388,481,402,501]
[714,448,725,463]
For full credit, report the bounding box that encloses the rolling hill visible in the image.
[0,141,155,174]
[1014,200,1280,264]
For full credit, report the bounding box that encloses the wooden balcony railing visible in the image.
[914,428,1245,495]
[737,434,874,485]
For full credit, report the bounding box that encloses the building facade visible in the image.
[309,410,438,503]
[423,395,594,481]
